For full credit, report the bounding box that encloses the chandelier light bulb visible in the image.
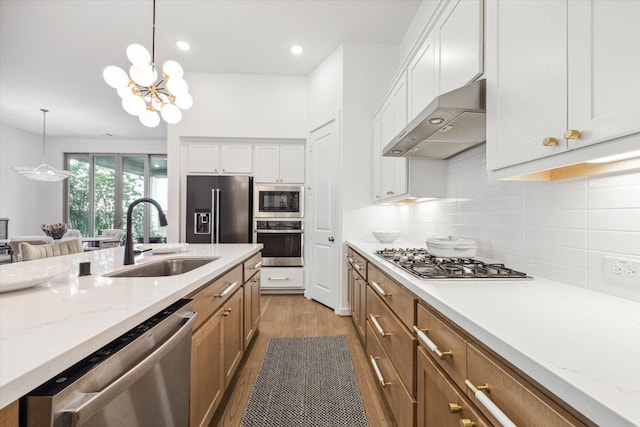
[129,64,157,87]
[166,77,188,97]
[121,94,146,116]
[103,66,129,88]
[163,60,184,79]
[175,93,193,110]
[161,104,182,124]
[117,85,134,99]
[126,44,151,66]
[139,108,160,127]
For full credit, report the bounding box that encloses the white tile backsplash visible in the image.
[395,144,640,301]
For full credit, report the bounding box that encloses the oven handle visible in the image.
[62,311,198,426]
[255,229,304,234]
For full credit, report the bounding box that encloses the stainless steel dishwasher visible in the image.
[22,299,197,427]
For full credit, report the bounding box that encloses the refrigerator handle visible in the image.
[212,189,220,244]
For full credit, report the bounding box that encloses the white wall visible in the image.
[0,123,165,236]
[166,72,308,241]
[341,43,399,241]
[380,144,640,301]
[306,46,344,127]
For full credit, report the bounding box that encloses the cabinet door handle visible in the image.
[353,263,361,271]
[221,307,232,317]
[465,380,516,427]
[369,314,390,337]
[250,261,262,269]
[459,420,477,427]
[386,191,394,195]
[370,280,392,297]
[413,325,452,359]
[268,276,290,281]
[563,129,581,140]
[542,137,558,146]
[369,355,389,388]
[213,281,239,298]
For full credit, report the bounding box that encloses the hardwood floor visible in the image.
[210,294,396,427]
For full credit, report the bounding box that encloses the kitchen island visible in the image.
[348,240,640,427]
[0,243,262,410]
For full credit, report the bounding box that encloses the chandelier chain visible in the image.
[40,108,49,163]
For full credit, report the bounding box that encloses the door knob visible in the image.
[328,236,335,242]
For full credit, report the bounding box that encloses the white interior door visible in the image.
[306,116,340,310]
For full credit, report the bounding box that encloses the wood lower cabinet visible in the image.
[346,248,367,344]
[190,304,224,427]
[0,400,18,427]
[417,346,490,427]
[221,289,244,388]
[243,271,261,349]
[367,322,416,427]
[466,343,586,427]
[189,252,260,427]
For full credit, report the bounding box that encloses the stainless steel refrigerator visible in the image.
[186,175,253,243]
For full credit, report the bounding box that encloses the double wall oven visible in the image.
[254,185,304,267]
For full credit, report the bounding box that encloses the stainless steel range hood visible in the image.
[383,79,486,159]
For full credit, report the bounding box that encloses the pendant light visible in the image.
[13,109,71,182]
[103,0,192,127]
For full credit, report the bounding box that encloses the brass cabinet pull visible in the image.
[213,281,239,298]
[369,355,389,388]
[465,380,516,427]
[370,280,392,297]
[369,314,390,337]
[250,261,262,269]
[459,420,476,427]
[267,276,290,281]
[221,307,232,316]
[449,403,463,413]
[386,191,394,195]
[353,263,362,271]
[542,137,558,146]
[413,325,452,359]
[563,129,581,139]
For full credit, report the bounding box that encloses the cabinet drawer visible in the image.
[417,346,490,427]
[367,286,416,395]
[243,252,262,281]
[367,263,416,329]
[190,265,243,331]
[347,248,367,281]
[367,322,416,427]
[261,267,304,289]
[416,303,467,389]
[466,343,586,427]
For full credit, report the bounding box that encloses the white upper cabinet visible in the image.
[372,113,382,202]
[254,144,305,183]
[185,142,252,174]
[486,0,640,172]
[220,144,252,174]
[407,32,438,122]
[437,0,484,96]
[381,71,409,146]
[186,143,221,174]
[374,111,407,203]
[567,0,640,150]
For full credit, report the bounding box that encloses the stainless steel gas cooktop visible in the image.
[375,248,530,280]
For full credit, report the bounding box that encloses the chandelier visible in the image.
[102,0,192,127]
[13,109,71,182]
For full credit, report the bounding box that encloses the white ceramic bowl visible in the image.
[371,231,400,243]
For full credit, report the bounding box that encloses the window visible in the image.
[65,154,168,243]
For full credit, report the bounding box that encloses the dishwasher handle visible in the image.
[63,311,198,426]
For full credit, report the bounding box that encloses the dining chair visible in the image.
[100,229,123,249]
[19,239,84,261]
[8,236,54,262]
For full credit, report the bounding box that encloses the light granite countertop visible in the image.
[0,243,262,409]
[347,239,640,427]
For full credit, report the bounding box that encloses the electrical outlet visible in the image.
[603,256,640,286]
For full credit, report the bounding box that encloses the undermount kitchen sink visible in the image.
[104,257,219,278]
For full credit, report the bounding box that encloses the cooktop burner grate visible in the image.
[375,248,529,280]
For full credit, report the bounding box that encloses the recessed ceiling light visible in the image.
[176,41,191,51]
[290,45,303,55]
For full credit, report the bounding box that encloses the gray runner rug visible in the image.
[240,336,369,427]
